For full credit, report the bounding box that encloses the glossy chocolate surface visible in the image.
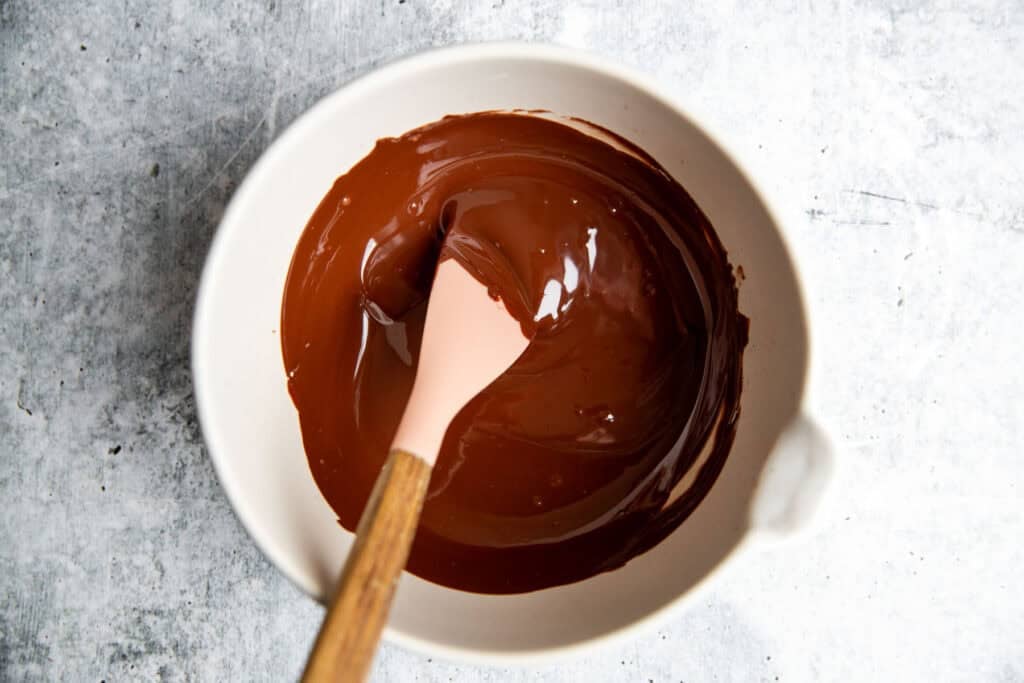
[281,113,746,593]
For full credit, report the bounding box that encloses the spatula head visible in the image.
[390,259,530,465]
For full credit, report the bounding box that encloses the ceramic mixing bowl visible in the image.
[192,43,833,663]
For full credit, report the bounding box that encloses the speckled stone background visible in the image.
[2,1,1022,681]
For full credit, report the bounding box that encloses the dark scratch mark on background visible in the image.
[850,189,939,210]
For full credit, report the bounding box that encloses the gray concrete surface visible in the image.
[2,1,1022,681]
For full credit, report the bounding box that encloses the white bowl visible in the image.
[192,43,833,664]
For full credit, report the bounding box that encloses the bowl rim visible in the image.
[192,41,811,665]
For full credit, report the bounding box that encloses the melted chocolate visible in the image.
[281,113,746,594]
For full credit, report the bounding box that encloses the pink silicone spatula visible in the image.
[302,258,529,682]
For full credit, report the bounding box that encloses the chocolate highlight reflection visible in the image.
[281,113,747,593]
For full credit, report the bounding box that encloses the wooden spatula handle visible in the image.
[302,448,432,683]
